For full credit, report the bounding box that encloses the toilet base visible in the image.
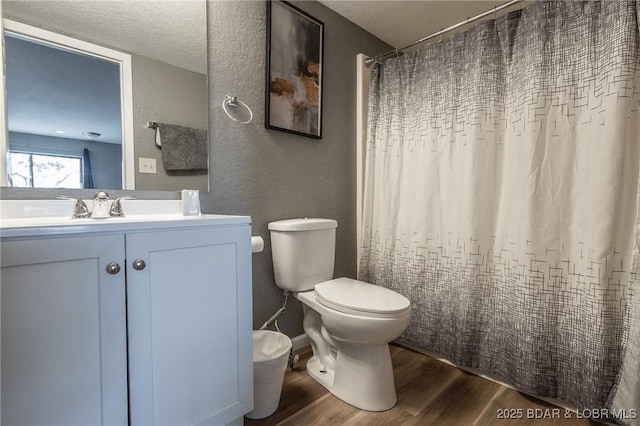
[306,342,397,412]
[306,356,335,389]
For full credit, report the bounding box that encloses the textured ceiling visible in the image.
[3,0,206,74]
[318,0,528,51]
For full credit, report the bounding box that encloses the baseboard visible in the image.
[291,333,310,352]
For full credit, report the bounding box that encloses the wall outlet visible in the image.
[139,158,157,174]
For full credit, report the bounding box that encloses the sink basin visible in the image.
[0,213,190,229]
[0,199,249,238]
[0,199,184,228]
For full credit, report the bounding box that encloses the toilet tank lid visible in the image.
[268,218,337,231]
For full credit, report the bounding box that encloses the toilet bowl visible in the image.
[268,219,411,411]
[296,279,410,411]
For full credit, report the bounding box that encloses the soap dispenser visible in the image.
[91,191,110,218]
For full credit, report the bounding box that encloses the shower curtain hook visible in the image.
[394,48,400,58]
[494,5,498,20]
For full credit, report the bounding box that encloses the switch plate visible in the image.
[139,158,157,174]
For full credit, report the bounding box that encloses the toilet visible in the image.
[268,218,411,411]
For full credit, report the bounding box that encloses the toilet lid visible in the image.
[314,278,410,316]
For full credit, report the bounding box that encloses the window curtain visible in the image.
[361,1,640,421]
[83,148,94,189]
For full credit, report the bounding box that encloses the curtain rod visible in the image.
[365,0,524,66]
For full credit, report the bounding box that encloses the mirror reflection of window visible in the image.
[5,32,123,189]
[8,151,83,189]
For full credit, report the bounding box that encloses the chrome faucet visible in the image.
[91,191,111,218]
[56,195,90,219]
[58,192,136,219]
[109,196,136,217]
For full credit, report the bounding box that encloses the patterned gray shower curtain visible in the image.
[360,1,640,422]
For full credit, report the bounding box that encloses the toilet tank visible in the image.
[268,218,337,292]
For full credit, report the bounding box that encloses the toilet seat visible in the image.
[314,278,410,318]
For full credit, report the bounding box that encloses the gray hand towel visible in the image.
[157,123,208,171]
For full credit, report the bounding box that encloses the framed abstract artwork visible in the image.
[265,1,324,139]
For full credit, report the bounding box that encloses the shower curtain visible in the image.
[360,1,640,422]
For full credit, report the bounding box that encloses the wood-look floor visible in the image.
[246,345,600,426]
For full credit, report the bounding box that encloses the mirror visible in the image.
[1,0,209,192]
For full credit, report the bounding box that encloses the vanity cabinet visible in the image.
[1,235,128,425]
[0,218,253,426]
[126,226,252,425]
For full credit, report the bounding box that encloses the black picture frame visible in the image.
[265,1,324,139]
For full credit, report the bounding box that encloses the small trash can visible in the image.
[245,330,293,419]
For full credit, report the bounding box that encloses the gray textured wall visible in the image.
[132,55,208,192]
[204,1,389,337]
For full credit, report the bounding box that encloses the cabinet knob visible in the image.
[106,262,121,275]
[132,259,146,271]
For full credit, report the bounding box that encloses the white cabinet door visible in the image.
[126,225,252,426]
[0,235,128,426]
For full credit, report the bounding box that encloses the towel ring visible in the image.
[222,95,253,124]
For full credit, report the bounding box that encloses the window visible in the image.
[8,152,83,189]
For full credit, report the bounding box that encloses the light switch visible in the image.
[139,158,157,174]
